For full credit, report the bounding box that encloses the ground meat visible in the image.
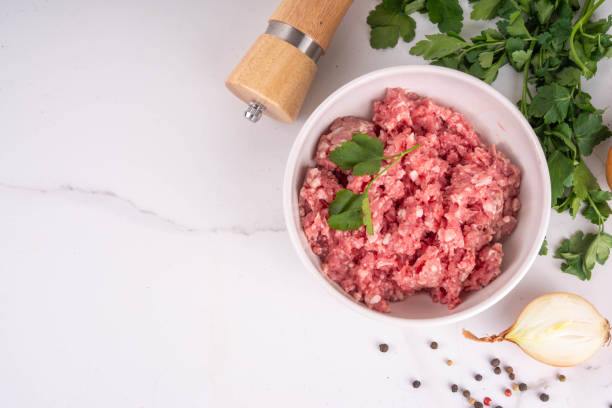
[299,88,521,312]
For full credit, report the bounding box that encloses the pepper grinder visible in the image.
[225,0,354,124]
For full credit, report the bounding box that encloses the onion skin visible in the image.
[463,293,611,367]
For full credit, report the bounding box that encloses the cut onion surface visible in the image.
[463,293,610,366]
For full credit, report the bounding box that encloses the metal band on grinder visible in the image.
[265,21,323,63]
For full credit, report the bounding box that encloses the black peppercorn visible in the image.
[490,358,500,366]
[430,341,438,349]
[539,393,549,402]
[463,390,471,398]
[518,383,527,392]
[475,374,483,381]
[494,366,501,375]
[378,343,389,352]
[474,402,483,408]
[451,384,458,392]
[412,380,421,388]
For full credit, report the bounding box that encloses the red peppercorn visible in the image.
[504,389,512,397]
[484,397,492,406]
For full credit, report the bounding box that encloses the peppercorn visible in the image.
[518,383,527,392]
[539,393,549,402]
[430,341,438,349]
[463,390,471,398]
[493,367,501,375]
[504,366,513,374]
[474,401,483,408]
[469,398,475,405]
[509,373,516,380]
[378,343,389,353]
[451,384,458,393]
[490,358,500,367]
[558,374,566,382]
[412,380,421,388]
[495,406,502,408]
[504,388,512,397]
[512,384,519,391]
[483,397,491,406]
[475,374,483,381]
[446,359,453,366]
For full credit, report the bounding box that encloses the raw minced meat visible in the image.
[299,88,521,312]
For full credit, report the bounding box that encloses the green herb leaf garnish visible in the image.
[328,133,384,176]
[327,133,419,235]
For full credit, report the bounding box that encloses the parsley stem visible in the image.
[581,0,595,18]
[381,152,406,160]
[569,0,605,76]
[366,144,420,194]
[458,41,505,61]
[579,26,597,39]
[520,37,538,115]
[586,192,605,233]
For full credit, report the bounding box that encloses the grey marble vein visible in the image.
[0,181,286,236]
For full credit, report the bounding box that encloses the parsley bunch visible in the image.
[326,133,419,235]
[367,0,464,48]
[372,0,612,279]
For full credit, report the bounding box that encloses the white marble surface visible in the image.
[1,0,611,407]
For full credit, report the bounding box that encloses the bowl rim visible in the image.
[282,65,551,326]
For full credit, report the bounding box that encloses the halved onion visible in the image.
[463,293,610,366]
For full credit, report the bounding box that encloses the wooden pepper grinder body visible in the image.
[226,0,354,123]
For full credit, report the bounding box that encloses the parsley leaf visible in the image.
[511,49,531,69]
[506,37,526,69]
[502,11,530,38]
[574,112,602,156]
[328,133,384,176]
[428,0,464,34]
[370,26,401,49]
[539,238,548,255]
[383,0,404,12]
[534,0,555,25]
[478,51,495,67]
[556,66,582,87]
[554,231,596,280]
[584,233,612,274]
[546,123,576,156]
[470,0,502,20]
[410,34,468,59]
[367,4,417,49]
[328,190,366,231]
[572,161,598,201]
[547,150,574,205]
[404,0,426,14]
[528,84,571,124]
[574,112,603,155]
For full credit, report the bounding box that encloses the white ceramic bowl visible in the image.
[283,66,551,326]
